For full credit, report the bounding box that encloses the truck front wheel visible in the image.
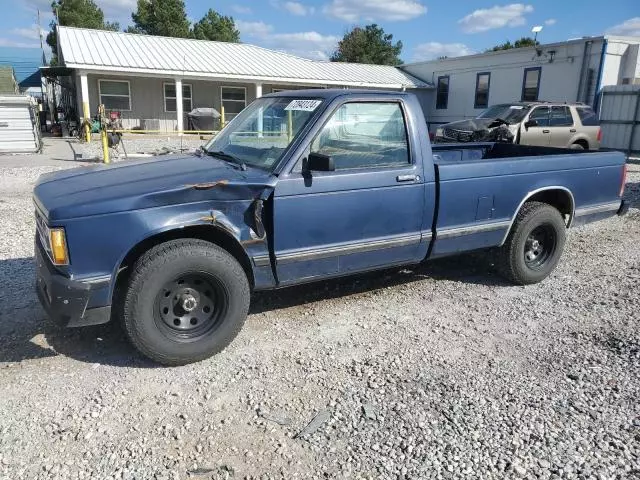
[121,239,250,365]
[498,201,567,285]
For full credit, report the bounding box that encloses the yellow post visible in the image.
[101,128,110,164]
[287,110,293,143]
[220,105,225,128]
[98,104,109,164]
[83,101,91,142]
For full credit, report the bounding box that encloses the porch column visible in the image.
[80,72,90,142]
[175,78,183,134]
[255,83,263,136]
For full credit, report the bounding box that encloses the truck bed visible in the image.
[429,142,625,257]
[432,142,594,164]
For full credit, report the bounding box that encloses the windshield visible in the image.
[477,104,530,124]
[203,96,323,171]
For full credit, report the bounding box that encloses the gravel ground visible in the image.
[0,160,638,480]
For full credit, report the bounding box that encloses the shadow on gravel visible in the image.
[251,252,509,314]
[624,181,639,208]
[0,252,507,367]
[0,257,151,368]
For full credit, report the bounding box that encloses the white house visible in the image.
[399,35,640,131]
[50,26,430,133]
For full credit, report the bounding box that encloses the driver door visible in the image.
[272,99,427,284]
[520,106,550,146]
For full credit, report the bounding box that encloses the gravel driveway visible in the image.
[0,160,638,480]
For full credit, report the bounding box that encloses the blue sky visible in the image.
[4,0,639,62]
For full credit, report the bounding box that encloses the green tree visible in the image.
[331,24,403,65]
[46,0,119,64]
[191,9,239,42]
[127,0,190,38]
[490,37,539,52]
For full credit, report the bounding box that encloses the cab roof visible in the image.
[263,88,412,100]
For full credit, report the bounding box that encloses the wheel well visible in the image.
[114,226,255,298]
[525,189,574,225]
[573,139,589,149]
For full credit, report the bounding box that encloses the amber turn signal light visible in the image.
[49,228,69,265]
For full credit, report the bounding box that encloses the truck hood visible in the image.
[34,154,277,221]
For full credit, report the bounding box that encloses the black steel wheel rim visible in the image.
[154,272,228,341]
[524,224,556,269]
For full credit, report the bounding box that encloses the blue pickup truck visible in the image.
[34,89,628,365]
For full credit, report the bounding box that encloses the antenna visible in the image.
[531,25,543,43]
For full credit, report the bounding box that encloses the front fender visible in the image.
[63,199,273,305]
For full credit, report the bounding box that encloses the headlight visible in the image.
[49,227,69,265]
[435,127,443,137]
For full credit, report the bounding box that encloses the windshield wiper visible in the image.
[202,149,247,171]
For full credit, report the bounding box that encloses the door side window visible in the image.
[528,107,550,127]
[310,102,410,171]
[549,106,573,126]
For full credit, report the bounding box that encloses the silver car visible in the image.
[435,102,602,150]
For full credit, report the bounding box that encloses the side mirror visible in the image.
[303,152,335,173]
[524,119,538,130]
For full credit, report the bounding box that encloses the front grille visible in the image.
[35,209,52,258]
[443,127,473,142]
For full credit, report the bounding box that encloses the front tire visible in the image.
[122,239,250,365]
[498,202,567,285]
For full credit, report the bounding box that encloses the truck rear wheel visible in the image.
[122,239,250,365]
[498,201,566,285]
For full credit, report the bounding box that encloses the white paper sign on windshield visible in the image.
[284,99,322,112]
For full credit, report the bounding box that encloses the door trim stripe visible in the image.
[437,220,511,239]
[255,232,428,267]
[574,201,621,217]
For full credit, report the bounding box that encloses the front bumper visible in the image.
[35,242,112,328]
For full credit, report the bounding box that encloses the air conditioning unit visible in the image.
[140,118,160,133]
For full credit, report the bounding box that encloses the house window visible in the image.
[436,76,449,109]
[474,72,490,109]
[98,80,131,111]
[164,83,192,113]
[221,86,247,121]
[521,67,541,102]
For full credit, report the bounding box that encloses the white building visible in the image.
[50,26,430,133]
[45,27,640,137]
[400,35,640,131]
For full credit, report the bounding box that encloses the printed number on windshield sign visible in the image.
[284,100,322,112]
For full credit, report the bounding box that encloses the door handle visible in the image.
[542,129,550,133]
[396,174,418,182]
[570,128,576,133]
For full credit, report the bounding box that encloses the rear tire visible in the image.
[570,142,586,150]
[122,239,250,365]
[498,201,566,285]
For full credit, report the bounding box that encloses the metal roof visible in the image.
[57,26,430,89]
